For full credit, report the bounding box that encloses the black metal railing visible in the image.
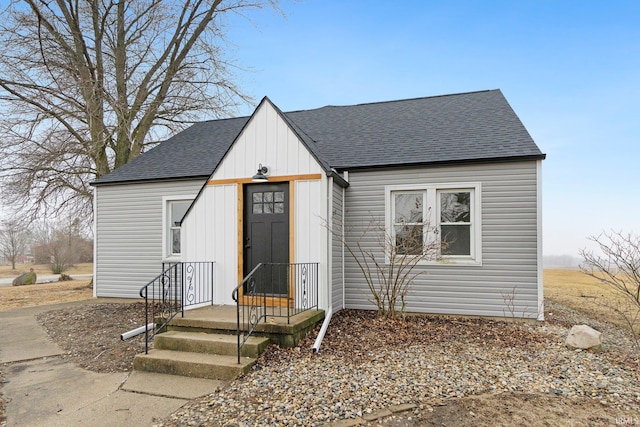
[232,262,318,363]
[139,261,215,353]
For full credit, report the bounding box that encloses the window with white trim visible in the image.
[167,200,191,257]
[386,183,481,264]
[439,190,472,256]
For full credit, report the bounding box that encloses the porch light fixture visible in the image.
[251,164,269,182]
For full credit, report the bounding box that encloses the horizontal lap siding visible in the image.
[343,161,541,318]
[95,180,203,298]
[331,182,344,311]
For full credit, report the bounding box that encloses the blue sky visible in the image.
[223,0,640,257]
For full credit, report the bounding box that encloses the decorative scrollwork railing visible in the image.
[139,261,215,353]
[232,262,318,364]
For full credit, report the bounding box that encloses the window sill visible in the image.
[430,258,482,267]
[407,258,482,267]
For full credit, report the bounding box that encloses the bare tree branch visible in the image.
[0,0,278,220]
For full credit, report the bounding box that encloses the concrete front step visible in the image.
[154,331,270,359]
[133,349,255,381]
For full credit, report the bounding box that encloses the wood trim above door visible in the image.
[208,173,322,186]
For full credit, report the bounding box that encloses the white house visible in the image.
[91,89,545,320]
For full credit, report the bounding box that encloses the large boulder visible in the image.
[565,325,602,350]
[11,270,37,286]
[12,273,27,286]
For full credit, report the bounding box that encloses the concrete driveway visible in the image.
[0,301,223,427]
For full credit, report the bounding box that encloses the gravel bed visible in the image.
[156,308,640,427]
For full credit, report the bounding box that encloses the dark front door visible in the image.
[243,182,290,297]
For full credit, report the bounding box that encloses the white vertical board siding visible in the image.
[343,161,541,319]
[211,102,323,180]
[331,181,345,311]
[293,179,327,309]
[94,179,203,298]
[181,184,238,305]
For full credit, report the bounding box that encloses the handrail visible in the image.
[233,263,267,364]
[233,262,319,363]
[139,264,181,354]
[139,261,215,353]
[232,263,264,303]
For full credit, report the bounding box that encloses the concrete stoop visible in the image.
[133,307,324,381]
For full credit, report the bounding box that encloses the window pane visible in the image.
[264,203,273,213]
[274,192,284,202]
[274,202,284,213]
[264,192,273,202]
[394,193,423,223]
[441,225,471,255]
[440,192,470,223]
[172,229,181,254]
[395,224,423,255]
[171,201,190,226]
[253,192,263,203]
[253,203,263,214]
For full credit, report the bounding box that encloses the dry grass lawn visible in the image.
[545,268,640,331]
[0,262,93,279]
[0,263,95,311]
[0,280,93,311]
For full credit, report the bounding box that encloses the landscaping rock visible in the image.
[566,325,602,350]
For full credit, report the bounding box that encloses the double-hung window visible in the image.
[386,183,481,264]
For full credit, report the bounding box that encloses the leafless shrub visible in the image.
[330,216,440,318]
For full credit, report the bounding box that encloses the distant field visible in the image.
[545,269,639,331]
[0,263,93,279]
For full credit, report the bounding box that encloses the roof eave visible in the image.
[331,153,546,172]
[90,174,210,187]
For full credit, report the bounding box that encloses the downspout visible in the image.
[342,171,348,309]
[120,323,155,340]
[313,175,334,353]
[312,307,332,353]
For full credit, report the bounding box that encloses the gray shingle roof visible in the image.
[92,89,544,186]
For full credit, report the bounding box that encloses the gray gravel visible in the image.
[156,305,640,427]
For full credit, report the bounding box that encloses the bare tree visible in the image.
[0,219,30,269]
[0,0,278,219]
[31,217,93,272]
[580,230,640,350]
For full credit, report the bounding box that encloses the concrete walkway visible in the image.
[0,300,224,427]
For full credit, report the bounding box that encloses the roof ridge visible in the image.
[284,89,499,114]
